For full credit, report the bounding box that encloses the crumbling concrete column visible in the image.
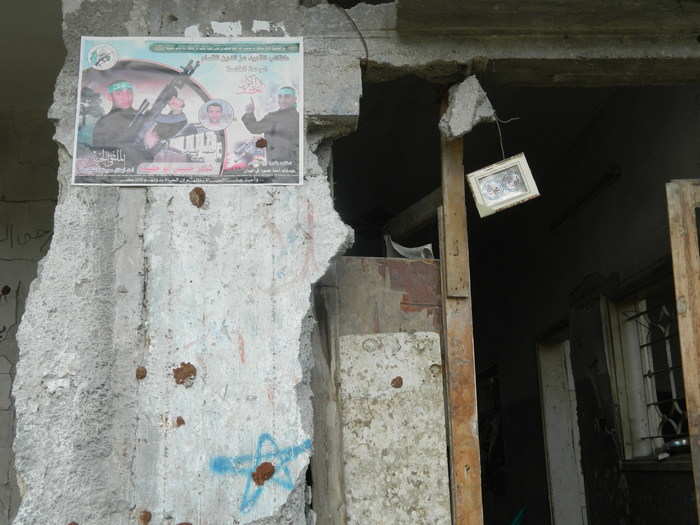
[13,1,356,524]
[439,76,495,139]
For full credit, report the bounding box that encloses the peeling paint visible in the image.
[183,24,201,38]
[250,20,288,35]
[252,20,272,33]
[211,20,243,36]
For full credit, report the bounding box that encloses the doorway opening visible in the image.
[322,68,700,525]
[466,82,698,525]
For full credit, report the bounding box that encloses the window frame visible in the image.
[603,286,688,462]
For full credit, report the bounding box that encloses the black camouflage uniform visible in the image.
[92,107,187,166]
[241,106,299,164]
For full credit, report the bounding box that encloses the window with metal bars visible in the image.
[606,282,689,459]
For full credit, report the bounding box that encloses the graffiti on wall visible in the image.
[0,200,55,261]
[210,432,312,513]
[0,282,20,346]
[0,224,52,255]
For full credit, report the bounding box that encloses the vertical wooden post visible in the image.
[438,129,484,525]
[666,179,700,521]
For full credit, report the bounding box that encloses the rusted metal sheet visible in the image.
[329,256,443,336]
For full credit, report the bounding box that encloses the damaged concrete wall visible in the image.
[312,258,450,524]
[0,202,53,525]
[14,1,354,524]
[12,0,700,524]
[439,76,494,139]
[338,331,449,524]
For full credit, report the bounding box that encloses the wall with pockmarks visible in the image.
[14,1,354,524]
[312,258,451,524]
[13,0,700,524]
[338,332,450,524]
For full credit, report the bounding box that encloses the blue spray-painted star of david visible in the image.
[210,433,312,513]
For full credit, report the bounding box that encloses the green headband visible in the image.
[278,87,295,96]
[108,81,133,93]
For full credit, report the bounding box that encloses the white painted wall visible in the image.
[538,341,588,525]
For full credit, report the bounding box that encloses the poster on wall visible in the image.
[72,36,303,186]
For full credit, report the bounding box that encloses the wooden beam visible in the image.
[441,138,469,298]
[666,179,700,522]
[438,132,484,524]
[384,187,442,241]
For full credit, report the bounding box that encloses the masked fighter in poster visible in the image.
[92,60,200,168]
[241,86,299,166]
[92,80,187,167]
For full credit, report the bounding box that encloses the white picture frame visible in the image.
[465,153,539,217]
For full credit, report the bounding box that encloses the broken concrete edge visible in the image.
[13,3,506,522]
[14,4,358,523]
[244,210,353,524]
[27,0,678,519]
[439,75,496,139]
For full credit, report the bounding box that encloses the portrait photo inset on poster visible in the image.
[199,99,234,131]
[73,36,303,185]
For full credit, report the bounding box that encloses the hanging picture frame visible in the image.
[465,153,539,217]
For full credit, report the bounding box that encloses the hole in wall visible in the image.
[333,75,443,257]
[328,62,700,524]
[466,81,700,525]
[0,3,64,522]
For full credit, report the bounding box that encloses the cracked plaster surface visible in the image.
[14,1,353,524]
[13,0,700,523]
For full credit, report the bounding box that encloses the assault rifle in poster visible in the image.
[128,59,200,154]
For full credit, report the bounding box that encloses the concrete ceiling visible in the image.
[397,0,700,35]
